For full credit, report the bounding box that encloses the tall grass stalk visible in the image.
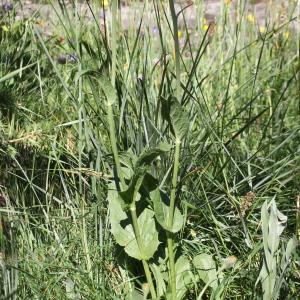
[169,0,181,100]
[1,0,299,298]
[108,0,125,189]
[167,1,183,298]
[108,1,156,298]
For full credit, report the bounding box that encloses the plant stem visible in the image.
[168,3,182,297]
[130,205,157,299]
[169,0,181,100]
[169,140,181,224]
[167,139,181,299]
[111,0,118,88]
[166,235,176,299]
[107,102,125,189]
[109,1,156,297]
[109,0,125,189]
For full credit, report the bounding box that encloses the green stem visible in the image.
[109,2,156,297]
[167,234,176,299]
[130,205,157,299]
[108,0,125,188]
[169,140,181,225]
[111,0,118,87]
[167,3,182,295]
[167,139,181,299]
[169,0,181,99]
[107,103,125,189]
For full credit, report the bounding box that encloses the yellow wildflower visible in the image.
[178,30,183,39]
[1,25,9,32]
[202,24,209,31]
[247,14,255,23]
[259,26,266,33]
[225,0,232,5]
[101,0,109,8]
[283,31,290,39]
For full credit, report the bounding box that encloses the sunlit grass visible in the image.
[0,0,299,299]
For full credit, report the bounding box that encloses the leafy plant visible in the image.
[256,199,298,300]
[0,0,299,299]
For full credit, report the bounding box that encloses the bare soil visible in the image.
[13,0,300,35]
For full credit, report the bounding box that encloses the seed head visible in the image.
[223,255,237,269]
[240,191,256,216]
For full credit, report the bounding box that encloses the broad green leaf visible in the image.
[124,208,159,260]
[170,99,189,139]
[193,253,218,290]
[268,199,287,255]
[257,199,288,300]
[142,172,159,193]
[108,187,130,246]
[126,289,144,300]
[175,256,193,300]
[119,167,147,204]
[161,97,189,139]
[283,236,298,263]
[152,189,184,233]
[135,143,171,168]
[119,144,170,204]
[99,76,117,105]
[108,185,159,261]
[150,263,167,298]
[275,237,298,299]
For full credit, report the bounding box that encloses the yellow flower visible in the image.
[101,0,109,8]
[225,0,232,5]
[247,14,255,23]
[36,19,45,27]
[259,26,266,33]
[283,31,290,39]
[178,30,183,39]
[190,229,197,238]
[202,24,209,31]
[1,25,9,32]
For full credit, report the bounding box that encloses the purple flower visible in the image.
[2,2,13,12]
[152,26,158,34]
[99,10,106,20]
[57,55,67,65]
[68,53,78,63]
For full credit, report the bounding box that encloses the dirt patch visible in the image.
[11,0,300,36]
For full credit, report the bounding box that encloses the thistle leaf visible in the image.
[152,189,184,233]
[175,256,193,300]
[119,144,171,204]
[161,97,189,139]
[193,253,219,290]
[124,208,159,260]
[99,76,117,105]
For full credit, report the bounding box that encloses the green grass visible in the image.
[0,0,299,299]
